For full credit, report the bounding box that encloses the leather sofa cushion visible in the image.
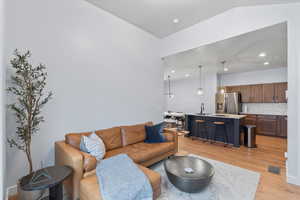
[80,175,101,200]
[65,131,92,150]
[121,122,153,146]
[95,127,122,151]
[65,127,122,151]
[80,165,161,200]
[105,142,174,163]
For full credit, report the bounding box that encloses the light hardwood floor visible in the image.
[9,135,300,200]
[178,135,300,200]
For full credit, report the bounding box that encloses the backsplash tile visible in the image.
[242,103,287,115]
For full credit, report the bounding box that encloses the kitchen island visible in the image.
[185,113,246,147]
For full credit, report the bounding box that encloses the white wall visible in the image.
[0,0,5,198]
[161,4,300,185]
[219,67,287,86]
[4,0,163,189]
[165,68,217,114]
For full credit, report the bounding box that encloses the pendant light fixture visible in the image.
[220,61,226,94]
[165,75,174,99]
[222,60,229,72]
[196,65,204,96]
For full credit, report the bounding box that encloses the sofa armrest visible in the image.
[81,152,97,172]
[55,141,83,200]
[163,128,178,153]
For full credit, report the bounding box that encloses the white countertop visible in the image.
[188,113,247,119]
[240,112,287,116]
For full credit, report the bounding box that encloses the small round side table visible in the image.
[19,165,72,200]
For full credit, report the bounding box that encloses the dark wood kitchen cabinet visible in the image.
[250,84,263,103]
[244,114,287,138]
[224,82,287,103]
[244,114,257,125]
[277,116,287,137]
[225,86,233,93]
[262,82,287,103]
[274,82,288,103]
[263,83,275,103]
[256,115,277,136]
[240,85,251,103]
[226,86,240,93]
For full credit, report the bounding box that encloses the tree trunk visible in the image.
[25,145,33,174]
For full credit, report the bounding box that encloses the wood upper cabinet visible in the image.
[274,82,287,103]
[263,83,275,103]
[256,115,277,136]
[240,85,251,103]
[250,84,263,103]
[225,82,287,103]
[226,86,240,93]
[225,86,233,93]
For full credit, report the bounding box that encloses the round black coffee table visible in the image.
[20,165,72,200]
[164,156,214,193]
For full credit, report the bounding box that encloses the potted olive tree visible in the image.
[7,50,53,199]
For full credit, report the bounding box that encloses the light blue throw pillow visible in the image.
[80,132,106,161]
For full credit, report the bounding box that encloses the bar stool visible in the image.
[211,121,228,147]
[195,120,209,142]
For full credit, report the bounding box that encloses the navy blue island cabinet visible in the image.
[185,114,247,147]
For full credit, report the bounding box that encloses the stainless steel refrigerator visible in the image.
[216,92,241,114]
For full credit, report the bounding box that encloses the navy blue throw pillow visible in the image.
[145,122,166,143]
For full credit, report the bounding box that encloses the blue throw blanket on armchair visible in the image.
[96,154,153,200]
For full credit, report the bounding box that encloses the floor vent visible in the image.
[268,165,281,175]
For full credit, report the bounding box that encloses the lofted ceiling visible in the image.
[86,0,300,38]
[163,23,287,80]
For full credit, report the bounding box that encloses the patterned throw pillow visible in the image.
[80,132,106,161]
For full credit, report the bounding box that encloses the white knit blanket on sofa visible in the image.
[96,154,153,200]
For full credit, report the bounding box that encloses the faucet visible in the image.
[200,103,205,115]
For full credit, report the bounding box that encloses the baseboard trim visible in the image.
[287,175,300,186]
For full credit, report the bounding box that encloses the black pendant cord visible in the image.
[168,75,171,98]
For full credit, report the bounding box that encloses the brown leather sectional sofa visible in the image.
[55,122,178,200]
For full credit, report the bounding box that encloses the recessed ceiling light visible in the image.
[224,67,229,72]
[185,74,190,77]
[264,62,270,65]
[259,52,266,57]
[173,18,179,24]
[171,70,175,73]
